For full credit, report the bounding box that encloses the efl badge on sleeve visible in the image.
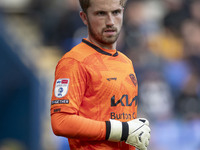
[55,78,70,98]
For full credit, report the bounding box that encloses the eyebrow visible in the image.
[112,9,122,12]
[94,8,122,14]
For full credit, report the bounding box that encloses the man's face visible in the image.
[83,0,123,48]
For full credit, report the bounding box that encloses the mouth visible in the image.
[104,29,116,33]
[104,28,117,36]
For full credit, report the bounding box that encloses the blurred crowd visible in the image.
[0,0,200,150]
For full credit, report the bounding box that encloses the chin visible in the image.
[103,37,118,44]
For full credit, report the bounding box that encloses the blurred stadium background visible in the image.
[0,0,200,150]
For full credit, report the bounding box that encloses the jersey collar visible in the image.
[82,39,118,57]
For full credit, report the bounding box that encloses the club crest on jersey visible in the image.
[129,74,137,86]
[55,78,70,98]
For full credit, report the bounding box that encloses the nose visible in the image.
[106,14,114,27]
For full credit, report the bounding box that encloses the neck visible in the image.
[87,37,116,50]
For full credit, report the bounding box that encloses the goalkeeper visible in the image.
[51,0,151,149]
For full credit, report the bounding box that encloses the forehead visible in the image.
[89,0,122,11]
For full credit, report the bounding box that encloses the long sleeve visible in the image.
[51,112,106,141]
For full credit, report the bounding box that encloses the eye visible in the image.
[96,11,106,16]
[112,10,121,15]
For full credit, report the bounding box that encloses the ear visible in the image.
[80,11,88,26]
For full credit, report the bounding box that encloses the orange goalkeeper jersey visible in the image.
[51,39,138,150]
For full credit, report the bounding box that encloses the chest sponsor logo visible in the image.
[54,78,70,98]
[111,95,138,107]
[110,112,136,120]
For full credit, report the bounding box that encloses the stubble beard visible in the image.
[88,21,120,46]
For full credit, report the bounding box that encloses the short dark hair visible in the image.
[79,0,127,13]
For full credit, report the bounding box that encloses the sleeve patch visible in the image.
[53,108,61,113]
[51,100,69,105]
[54,78,70,98]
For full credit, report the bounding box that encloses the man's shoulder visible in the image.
[117,51,132,63]
[62,42,93,62]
